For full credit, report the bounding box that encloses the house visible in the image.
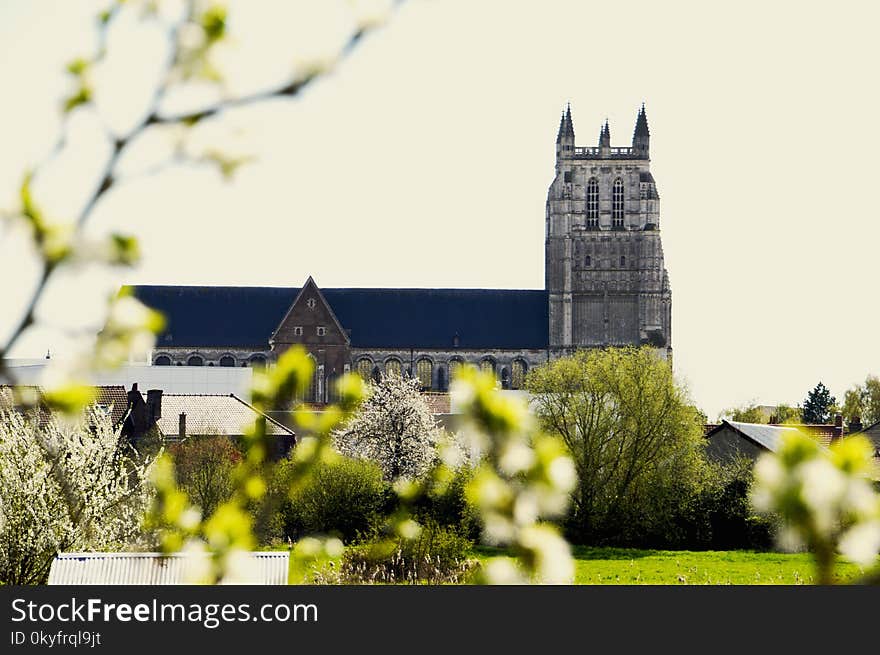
[0,384,130,429]
[706,419,880,479]
[47,552,289,585]
[705,420,810,464]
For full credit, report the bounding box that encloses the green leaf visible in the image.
[66,57,90,76]
[63,86,92,113]
[20,172,40,223]
[108,233,141,265]
[200,5,227,43]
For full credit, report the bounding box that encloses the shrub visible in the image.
[341,522,474,584]
[659,457,776,550]
[281,456,390,543]
[413,466,481,540]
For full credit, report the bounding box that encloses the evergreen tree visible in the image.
[802,382,836,424]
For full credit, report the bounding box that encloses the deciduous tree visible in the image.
[526,346,705,543]
[721,403,768,424]
[168,436,241,519]
[335,375,439,481]
[842,375,880,426]
[0,408,154,584]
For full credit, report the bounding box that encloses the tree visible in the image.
[167,436,241,519]
[0,407,154,584]
[335,375,439,481]
[842,375,880,427]
[774,404,802,424]
[721,403,768,424]
[802,382,837,424]
[526,346,705,543]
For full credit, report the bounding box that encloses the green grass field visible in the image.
[285,545,864,584]
[475,546,863,585]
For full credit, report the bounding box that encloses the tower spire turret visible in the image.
[599,119,610,149]
[555,103,575,159]
[632,103,650,156]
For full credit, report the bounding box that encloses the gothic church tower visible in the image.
[546,104,672,358]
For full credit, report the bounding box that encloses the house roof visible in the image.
[130,285,550,350]
[0,384,129,427]
[94,385,130,426]
[152,393,295,437]
[854,419,880,436]
[47,552,289,585]
[707,420,804,453]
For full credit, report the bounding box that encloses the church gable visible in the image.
[271,277,350,348]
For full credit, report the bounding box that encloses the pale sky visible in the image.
[0,0,878,419]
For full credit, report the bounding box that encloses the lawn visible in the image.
[284,545,864,584]
[475,546,863,585]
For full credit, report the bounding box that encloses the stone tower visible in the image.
[546,104,672,358]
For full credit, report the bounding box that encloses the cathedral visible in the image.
[132,105,672,401]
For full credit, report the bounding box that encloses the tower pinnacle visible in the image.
[599,119,611,148]
[632,104,650,155]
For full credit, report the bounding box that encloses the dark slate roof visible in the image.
[130,286,549,350]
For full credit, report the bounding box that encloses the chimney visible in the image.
[178,412,186,439]
[832,413,843,442]
[849,415,863,434]
[146,389,162,425]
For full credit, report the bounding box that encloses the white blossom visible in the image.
[334,375,439,481]
[839,521,880,568]
[0,407,155,584]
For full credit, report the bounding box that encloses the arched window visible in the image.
[357,358,373,380]
[385,358,402,379]
[585,255,591,267]
[309,365,323,403]
[448,358,464,382]
[511,359,528,390]
[612,177,624,226]
[371,365,382,383]
[586,177,599,228]
[501,367,511,389]
[154,355,171,366]
[437,365,447,392]
[250,355,267,369]
[416,359,433,390]
[620,255,626,267]
[480,358,496,376]
[219,355,235,367]
[326,373,339,403]
[186,355,203,366]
